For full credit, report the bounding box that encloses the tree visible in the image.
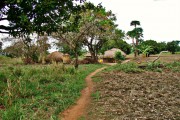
[0,41,2,52]
[138,44,153,57]
[100,29,131,54]
[141,40,160,55]
[81,4,117,61]
[53,2,117,68]
[127,21,143,58]
[167,40,180,54]
[3,41,24,57]
[0,0,84,36]
[130,20,140,28]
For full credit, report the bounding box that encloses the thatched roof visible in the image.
[103,48,126,58]
[46,51,63,62]
[84,52,91,57]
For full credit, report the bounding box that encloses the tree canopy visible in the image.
[0,0,84,36]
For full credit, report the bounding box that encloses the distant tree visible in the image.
[127,21,143,58]
[167,40,180,54]
[3,40,24,57]
[0,42,2,52]
[141,40,160,55]
[57,42,84,58]
[100,29,131,54]
[157,42,167,52]
[130,20,140,28]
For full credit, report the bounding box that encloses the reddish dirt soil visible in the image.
[59,67,106,120]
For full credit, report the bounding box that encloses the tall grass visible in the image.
[0,64,104,119]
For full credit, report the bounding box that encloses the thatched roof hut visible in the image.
[102,48,126,63]
[103,48,126,58]
[45,51,63,63]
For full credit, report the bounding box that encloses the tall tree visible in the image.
[0,0,84,36]
[80,4,117,61]
[53,2,117,68]
[127,20,143,57]
[130,20,140,28]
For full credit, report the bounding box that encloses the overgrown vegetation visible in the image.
[0,64,104,119]
[114,51,125,61]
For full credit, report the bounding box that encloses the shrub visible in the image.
[106,62,143,73]
[115,51,125,61]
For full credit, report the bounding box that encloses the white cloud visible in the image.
[88,0,180,42]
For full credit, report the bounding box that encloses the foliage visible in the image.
[146,61,163,72]
[167,40,180,54]
[165,61,180,72]
[105,62,143,73]
[53,2,117,68]
[0,0,84,36]
[100,29,131,54]
[3,35,50,64]
[140,40,160,54]
[114,51,125,61]
[0,56,23,65]
[127,20,143,57]
[138,44,153,56]
[80,3,117,61]
[0,64,105,119]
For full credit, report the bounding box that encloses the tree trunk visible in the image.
[74,50,79,69]
[132,38,137,58]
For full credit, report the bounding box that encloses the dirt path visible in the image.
[59,67,107,120]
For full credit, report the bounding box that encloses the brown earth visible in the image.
[59,67,107,120]
[86,68,180,119]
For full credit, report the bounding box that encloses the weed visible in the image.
[106,62,143,73]
[91,91,100,101]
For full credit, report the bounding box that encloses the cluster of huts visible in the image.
[46,48,126,64]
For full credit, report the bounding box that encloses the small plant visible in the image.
[146,61,164,71]
[115,51,125,61]
[106,62,143,73]
[91,91,100,101]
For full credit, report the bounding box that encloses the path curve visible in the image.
[60,67,107,120]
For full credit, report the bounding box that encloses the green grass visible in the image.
[0,63,105,120]
[105,62,143,73]
[0,56,23,65]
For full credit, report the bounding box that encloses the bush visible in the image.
[115,51,125,61]
[106,62,143,73]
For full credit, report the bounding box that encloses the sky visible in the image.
[0,0,179,48]
[88,0,180,43]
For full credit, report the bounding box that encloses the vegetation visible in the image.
[114,51,125,61]
[88,55,180,120]
[105,62,142,73]
[0,0,84,36]
[127,20,143,57]
[0,64,104,119]
[167,40,180,54]
[100,30,131,54]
